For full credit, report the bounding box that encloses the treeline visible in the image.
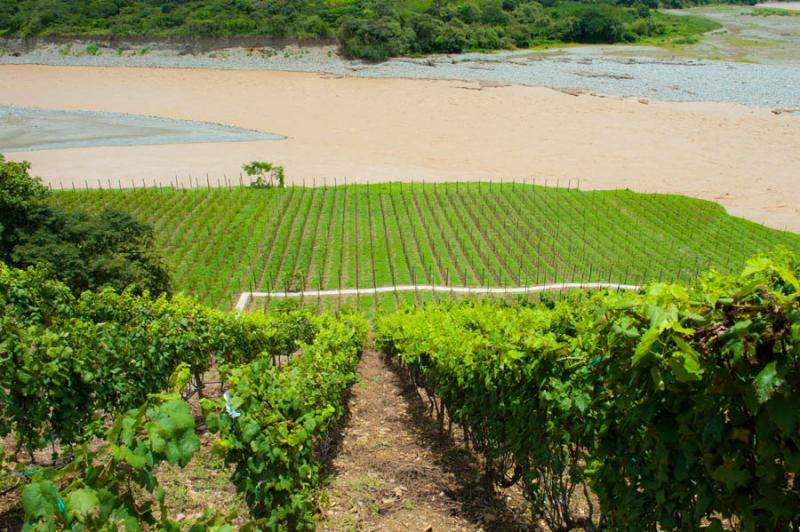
[376,250,800,529]
[0,0,730,60]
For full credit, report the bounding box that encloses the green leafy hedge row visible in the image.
[19,385,230,530]
[0,261,316,452]
[19,310,366,531]
[4,260,367,529]
[204,311,367,529]
[375,250,800,530]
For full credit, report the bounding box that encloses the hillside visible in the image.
[51,183,800,313]
[0,0,722,59]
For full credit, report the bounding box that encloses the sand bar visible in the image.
[0,105,283,151]
[1,64,798,231]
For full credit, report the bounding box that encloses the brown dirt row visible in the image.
[318,349,531,531]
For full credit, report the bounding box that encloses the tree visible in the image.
[338,16,412,61]
[0,155,48,260]
[0,155,171,296]
[242,160,285,188]
[562,6,625,43]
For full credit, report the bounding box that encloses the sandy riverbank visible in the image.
[1,64,798,231]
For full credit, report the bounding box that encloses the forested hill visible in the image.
[0,0,739,60]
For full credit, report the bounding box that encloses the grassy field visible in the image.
[51,182,800,314]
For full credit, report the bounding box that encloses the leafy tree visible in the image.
[12,208,171,295]
[557,5,625,43]
[0,155,48,259]
[338,15,413,61]
[242,160,285,188]
[0,155,170,296]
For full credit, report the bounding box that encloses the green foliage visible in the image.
[0,261,317,452]
[555,4,627,43]
[4,266,365,530]
[0,0,726,59]
[0,154,48,256]
[339,15,414,60]
[0,155,171,296]
[12,207,171,295]
[749,7,800,16]
[20,389,236,530]
[242,160,285,188]
[49,184,800,314]
[590,250,800,530]
[376,250,800,529]
[638,10,722,42]
[204,311,367,529]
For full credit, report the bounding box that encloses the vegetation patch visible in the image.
[50,182,800,314]
[376,251,800,529]
[0,0,728,60]
[749,6,800,16]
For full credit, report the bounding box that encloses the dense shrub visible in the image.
[0,155,170,296]
[338,15,413,61]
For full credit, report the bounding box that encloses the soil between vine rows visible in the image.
[318,349,532,531]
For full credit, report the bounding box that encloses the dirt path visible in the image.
[318,349,529,531]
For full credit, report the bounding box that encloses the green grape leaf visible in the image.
[66,488,100,522]
[765,394,799,436]
[712,464,752,491]
[754,362,783,404]
[21,480,59,519]
[667,350,703,383]
[633,327,660,366]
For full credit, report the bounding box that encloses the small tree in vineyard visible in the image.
[243,161,285,188]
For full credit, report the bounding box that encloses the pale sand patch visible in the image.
[758,2,800,10]
[1,65,798,231]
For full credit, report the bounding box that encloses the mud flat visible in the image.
[1,64,798,232]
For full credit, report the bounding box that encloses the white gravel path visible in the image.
[234,282,641,310]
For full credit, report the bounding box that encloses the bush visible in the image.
[0,155,169,296]
[338,15,412,61]
[564,5,626,43]
[435,18,472,53]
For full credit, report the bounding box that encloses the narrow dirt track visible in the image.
[318,349,529,531]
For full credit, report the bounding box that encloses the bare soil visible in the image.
[318,349,531,531]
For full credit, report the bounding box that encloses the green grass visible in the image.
[638,12,723,47]
[51,183,800,314]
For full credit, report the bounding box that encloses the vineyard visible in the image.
[4,247,797,529]
[51,182,800,313]
[0,262,368,529]
[375,251,800,530]
[4,172,800,529]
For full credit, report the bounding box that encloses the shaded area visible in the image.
[0,105,284,152]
